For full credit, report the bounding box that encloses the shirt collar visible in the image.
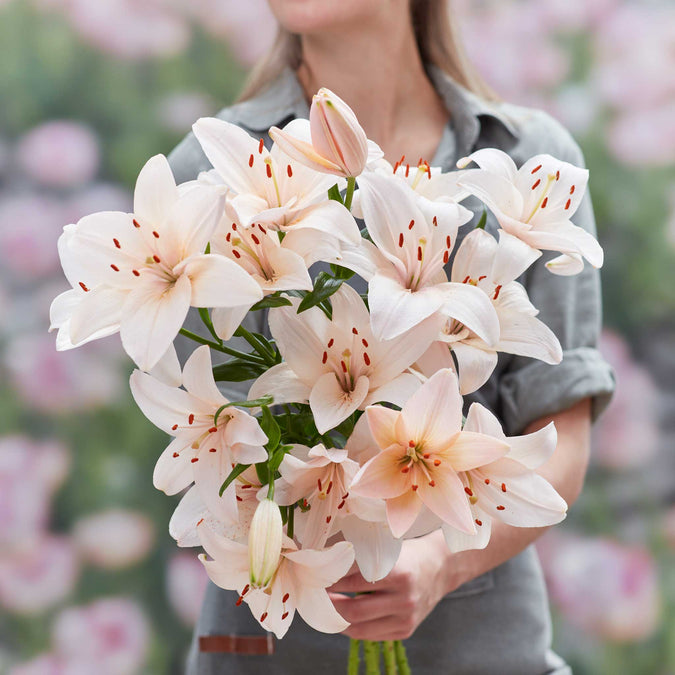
[227,66,518,157]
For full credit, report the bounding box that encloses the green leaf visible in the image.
[259,405,281,452]
[268,443,292,474]
[205,242,211,254]
[212,360,266,383]
[328,183,343,204]
[213,395,274,425]
[330,263,355,280]
[219,462,250,497]
[255,462,270,485]
[250,295,293,311]
[475,208,488,230]
[297,272,342,314]
[198,307,222,344]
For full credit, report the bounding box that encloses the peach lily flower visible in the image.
[249,284,442,433]
[198,523,354,638]
[457,148,603,275]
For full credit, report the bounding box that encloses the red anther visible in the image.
[171,424,178,431]
[326,515,332,523]
[501,483,507,492]
[326,481,333,494]
[555,170,560,180]
[197,518,204,526]
[417,157,422,166]
[411,484,418,491]
[113,238,121,248]
[236,596,243,606]
[251,233,260,245]
[363,352,371,366]
[433,216,438,226]
[433,459,441,466]
[337,500,346,509]
[282,611,289,620]
[260,612,268,622]
[152,231,160,239]
[322,351,328,364]
[393,160,400,173]
[446,235,451,248]
[232,223,237,230]
[188,414,195,425]
[302,499,308,508]
[248,154,254,168]
[408,219,415,230]
[532,178,541,190]
[190,457,199,463]
[266,163,272,178]
[133,219,141,228]
[287,164,293,177]
[408,440,415,447]
[398,233,404,247]
[209,448,217,453]
[153,255,160,263]
[401,467,410,473]
[110,264,119,271]
[361,338,369,347]
[564,199,571,210]
[352,326,358,335]
[399,154,406,165]
[232,250,241,259]
[541,197,548,209]
[173,452,179,458]
[405,164,410,177]
[132,269,140,277]
[428,480,435,487]
[209,426,218,433]
[226,232,231,242]
[484,478,490,484]
[236,495,242,501]
[417,246,422,261]
[531,164,542,174]
[243,584,250,595]
[496,505,505,510]
[258,224,267,235]
[341,361,348,373]
[478,275,487,281]
[475,519,482,526]
[327,338,334,348]
[259,138,265,154]
[241,484,253,489]
[443,250,449,264]
[493,284,502,300]
[79,282,89,292]
[463,275,471,284]
[317,478,322,491]
[570,185,575,194]
[464,487,473,496]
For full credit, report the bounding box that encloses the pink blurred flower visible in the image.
[0,194,67,281]
[548,84,601,135]
[0,535,79,616]
[16,121,100,188]
[538,531,660,643]
[52,598,150,675]
[166,552,209,626]
[157,92,215,133]
[0,435,70,548]
[64,183,132,223]
[4,331,124,413]
[529,0,618,32]
[593,330,660,470]
[73,509,155,570]
[9,654,62,675]
[64,0,190,60]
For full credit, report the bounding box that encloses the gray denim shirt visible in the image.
[169,67,615,674]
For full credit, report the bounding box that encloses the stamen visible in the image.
[133,219,141,228]
[411,484,418,491]
[496,505,505,510]
[266,163,272,178]
[326,515,332,523]
[287,164,293,177]
[251,233,260,245]
[282,611,289,620]
[317,478,322,492]
[282,593,289,603]
[555,170,560,180]
[570,185,575,194]
[188,414,195,425]
[209,448,217,453]
[209,426,218,433]
[398,233,404,247]
[446,235,451,248]
[352,327,358,335]
[433,216,438,226]
[532,178,541,190]
[501,483,507,492]
[475,519,482,526]
[232,250,241,259]
[113,238,121,248]
[259,138,265,154]
[361,338,368,348]
[417,246,422,261]
[408,219,415,230]
[248,154,254,168]
[541,197,548,208]
[326,481,333,494]
[327,338,334,348]
[423,453,430,459]
[337,499,346,509]
[79,282,89,292]
[428,480,435,487]
[531,164,542,174]
[564,199,571,210]
[464,487,473,496]
[340,361,347,373]
[405,164,410,178]
[132,269,140,277]
[110,264,119,271]
[171,424,178,431]
[190,457,199,463]
[260,612,268,622]
[173,452,179,458]
[363,352,371,366]
[493,284,502,300]
[401,467,410,473]
[152,231,160,238]
[484,478,490,484]
[443,251,449,264]
[322,351,328,364]
[433,459,441,466]
[153,255,160,263]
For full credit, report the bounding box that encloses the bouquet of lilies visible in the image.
[50,87,603,674]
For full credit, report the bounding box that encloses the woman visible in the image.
[170,1,615,673]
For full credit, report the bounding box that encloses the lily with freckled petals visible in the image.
[415,228,563,394]
[130,345,268,525]
[350,369,510,538]
[198,522,354,639]
[249,284,441,434]
[269,87,382,178]
[49,154,262,370]
[341,172,500,343]
[441,402,567,553]
[457,148,603,275]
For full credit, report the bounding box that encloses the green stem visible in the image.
[393,641,411,675]
[234,325,276,363]
[348,639,361,675]
[363,640,381,675]
[287,504,295,539]
[383,641,397,674]
[179,328,265,363]
[344,176,356,211]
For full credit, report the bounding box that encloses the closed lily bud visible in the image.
[248,498,283,588]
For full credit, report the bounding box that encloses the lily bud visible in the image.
[248,498,283,588]
[269,88,372,178]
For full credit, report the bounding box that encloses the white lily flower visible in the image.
[342,172,500,343]
[198,523,354,638]
[441,402,567,553]
[130,345,268,524]
[248,499,283,588]
[50,154,262,370]
[457,148,603,275]
[249,284,441,433]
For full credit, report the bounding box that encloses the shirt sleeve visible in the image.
[498,127,615,435]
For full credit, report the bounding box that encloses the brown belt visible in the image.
[199,634,275,655]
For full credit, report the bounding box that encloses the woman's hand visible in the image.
[327,532,462,641]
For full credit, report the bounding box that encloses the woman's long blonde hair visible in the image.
[238,0,496,102]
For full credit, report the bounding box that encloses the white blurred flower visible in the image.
[166,552,209,626]
[16,121,100,188]
[0,535,79,616]
[73,509,155,570]
[157,92,215,133]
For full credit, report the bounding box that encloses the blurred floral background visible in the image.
[0,0,673,673]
